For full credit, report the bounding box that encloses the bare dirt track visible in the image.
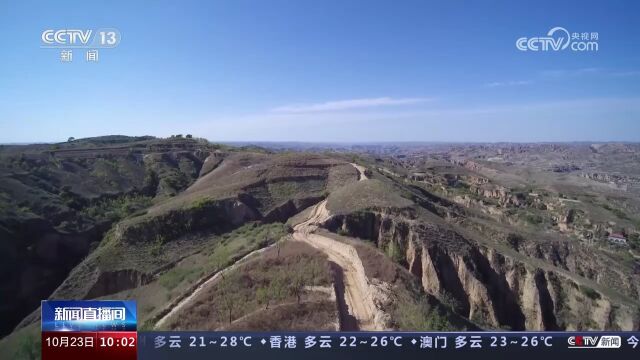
[153,244,277,329]
[292,163,381,331]
[155,162,381,331]
[350,163,369,181]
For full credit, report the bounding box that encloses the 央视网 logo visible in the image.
[516,27,598,52]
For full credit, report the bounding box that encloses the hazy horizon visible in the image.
[4,136,640,146]
[1,0,639,143]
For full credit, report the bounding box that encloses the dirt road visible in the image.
[155,162,379,330]
[292,162,381,330]
[153,243,278,329]
[350,163,369,181]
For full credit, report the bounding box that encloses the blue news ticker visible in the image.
[41,300,137,332]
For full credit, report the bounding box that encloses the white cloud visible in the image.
[271,97,432,113]
[611,70,640,77]
[538,68,640,79]
[194,97,640,142]
[538,67,601,77]
[485,80,532,88]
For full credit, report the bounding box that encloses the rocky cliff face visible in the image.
[469,184,524,207]
[580,172,640,190]
[85,269,153,299]
[324,210,640,330]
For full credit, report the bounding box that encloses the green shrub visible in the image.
[580,286,601,301]
[149,234,165,257]
[80,194,152,222]
[387,241,405,264]
[439,290,462,312]
[191,197,213,210]
[14,332,40,360]
[392,292,455,331]
[610,208,629,220]
[629,233,640,250]
[524,213,543,225]
[159,266,202,290]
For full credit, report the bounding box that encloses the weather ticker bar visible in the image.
[137,331,640,360]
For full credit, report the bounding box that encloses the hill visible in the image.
[2,138,640,359]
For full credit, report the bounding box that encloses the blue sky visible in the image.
[1,0,639,143]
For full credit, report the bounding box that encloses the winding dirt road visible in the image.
[155,162,379,330]
[292,162,380,330]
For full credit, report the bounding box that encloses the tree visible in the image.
[628,233,640,250]
[67,137,75,142]
[269,273,287,303]
[306,259,320,285]
[218,274,240,324]
[143,170,159,196]
[439,290,461,313]
[186,134,193,139]
[256,287,270,310]
[289,272,306,304]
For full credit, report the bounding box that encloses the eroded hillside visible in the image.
[2,139,640,359]
[0,136,214,336]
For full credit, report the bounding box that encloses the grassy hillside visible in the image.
[326,178,414,214]
[0,136,217,336]
[6,146,363,338]
[163,241,336,331]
